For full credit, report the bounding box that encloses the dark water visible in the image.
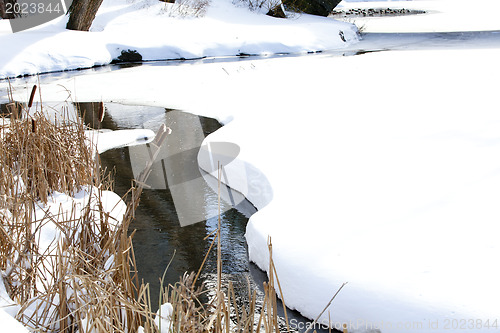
[77,102,333,332]
[78,103,252,298]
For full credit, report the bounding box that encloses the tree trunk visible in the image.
[66,0,104,31]
[0,0,19,19]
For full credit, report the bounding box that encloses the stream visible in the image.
[79,102,316,332]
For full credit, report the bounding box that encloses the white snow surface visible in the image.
[85,128,156,153]
[0,0,358,79]
[154,303,173,333]
[0,307,30,333]
[2,0,500,332]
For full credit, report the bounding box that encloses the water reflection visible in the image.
[78,102,255,308]
[78,102,328,332]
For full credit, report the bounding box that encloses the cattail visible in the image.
[28,85,37,108]
[31,118,36,133]
[98,101,105,122]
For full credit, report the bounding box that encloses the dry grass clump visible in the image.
[0,110,94,204]
[0,89,150,332]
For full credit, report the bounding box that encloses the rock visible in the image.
[115,49,143,63]
[283,0,342,17]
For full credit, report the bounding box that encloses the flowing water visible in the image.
[76,102,328,332]
[80,104,250,289]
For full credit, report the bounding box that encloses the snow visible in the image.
[194,46,500,331]
[154,303,173,333]
[0,272,22,319]
[86,128,156,153]
[2,0,500,332]
[0,308,30,333]
[0,0,358,79]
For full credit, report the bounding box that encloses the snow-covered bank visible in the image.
[0,0,358,79]
[196,46,500,331]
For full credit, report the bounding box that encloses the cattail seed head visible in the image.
[28,85,37,108]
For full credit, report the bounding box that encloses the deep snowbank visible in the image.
[0,0,358,79]
[200,47,500,332]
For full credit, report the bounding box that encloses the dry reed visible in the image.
[0,93,149,332]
